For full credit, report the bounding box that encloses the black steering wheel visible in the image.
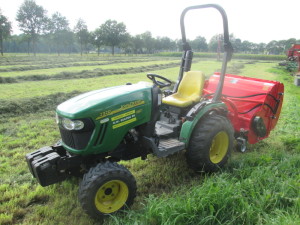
[147,73,172,88]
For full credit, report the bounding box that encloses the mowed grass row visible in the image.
[0,60,222,100]
[0,54,156,66]
[0,60,111,70]
[0,58,160,72]
[0,60,180,77]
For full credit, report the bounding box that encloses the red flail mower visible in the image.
[204,73,284,152]
[287,44,300,62]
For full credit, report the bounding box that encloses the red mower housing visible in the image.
[203,73,284,144]
[287,44,300,60]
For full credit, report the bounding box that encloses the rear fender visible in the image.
[179,102,228,146]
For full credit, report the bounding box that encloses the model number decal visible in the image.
[96,100,145,120]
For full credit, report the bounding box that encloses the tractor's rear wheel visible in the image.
[78,161,137,220]
[186,114,234,172]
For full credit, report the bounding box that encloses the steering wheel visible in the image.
[147,73,172,88]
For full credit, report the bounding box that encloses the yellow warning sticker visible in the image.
[111,110,135,121]
[112,117,137,129]
[112,110,136,129]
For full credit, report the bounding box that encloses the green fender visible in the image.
[179,102,228,146]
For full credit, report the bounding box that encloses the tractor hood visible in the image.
[56,82,152,119]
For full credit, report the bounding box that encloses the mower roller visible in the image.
[26,4,284,219]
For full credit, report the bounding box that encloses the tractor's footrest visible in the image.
[156,138,185,157]
[143,137,185,158]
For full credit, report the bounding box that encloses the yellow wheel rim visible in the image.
[95,180,129,214]
[209,131,229,164]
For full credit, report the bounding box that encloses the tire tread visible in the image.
[187,115,234,172]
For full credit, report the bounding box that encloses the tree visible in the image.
[0,11,12,56]
[100,20,128,55]
[91,27,105,56]
[47,12,70,55]
[61,30,75,55]
[140,31,155,54]
[266,40,282,55]
[119,33,132,55]
[208,34,223,53]
[284,38,297,51]
[155,36,177,52]
[74,18,89,56]
[16,0,47,56]
[241,40,253,53]
[255,42,266,54]
[19,33,31,54]
[190,36,208,52]
[176,39,183,51]
[131,34,144,54]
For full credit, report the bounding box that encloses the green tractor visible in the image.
[26,4,284,220]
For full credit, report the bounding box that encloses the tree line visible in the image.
[0,0,299,56]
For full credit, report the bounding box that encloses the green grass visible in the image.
[0,60,222,100]
[0,55,299,225]
[156,52,286,61]
[0,60,179,77]
[0,60,114,72]
[113,151,300,225]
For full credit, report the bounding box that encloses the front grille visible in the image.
[59,118,95,150]
[60,128,75,148]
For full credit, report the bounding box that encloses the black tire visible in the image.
[78,161,137,220]
[186,114,234,172]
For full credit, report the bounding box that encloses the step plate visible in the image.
[155,138,185,157]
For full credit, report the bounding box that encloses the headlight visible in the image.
[62,118,85,130]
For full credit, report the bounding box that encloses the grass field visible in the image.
[0,55,299,225]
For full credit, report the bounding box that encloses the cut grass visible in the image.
[111,151,300,225]
[0,58,162,71]
[0,60,179,77]
[0,56,299,225]
[0,62,180,83]
[0,60,222,100]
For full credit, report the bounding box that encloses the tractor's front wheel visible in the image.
[186,114,234,172]
[78,161,137,219]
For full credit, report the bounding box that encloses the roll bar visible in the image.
[174,4,233,102]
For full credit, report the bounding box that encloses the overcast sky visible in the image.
[0,0,299,43]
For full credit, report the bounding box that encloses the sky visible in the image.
[0,0,299,44]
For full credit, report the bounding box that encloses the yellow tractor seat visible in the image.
[162,71,205,108]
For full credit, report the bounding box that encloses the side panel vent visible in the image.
[94,123,108,146]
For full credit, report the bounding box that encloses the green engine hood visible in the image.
[56,81,153,155]
[56,82,152,119]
